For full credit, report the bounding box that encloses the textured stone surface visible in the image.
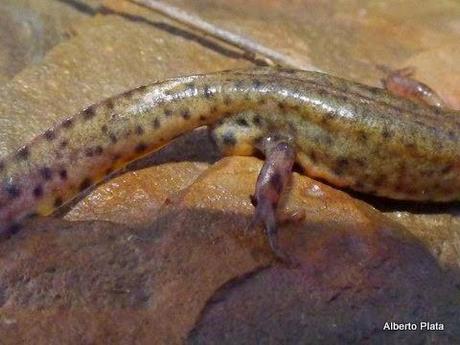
[2,158,458,344]
[0,0,459,344]
[0,0,101,85]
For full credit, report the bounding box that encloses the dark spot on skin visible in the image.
[339,95,348,103]
[278,102,286,111]
[33,185,43,198]
[85,146,103,157]
[199,115,207,122]
[124,129,133,138]
[94,146,103,155]
[16,146,29,161]
[258,98,266,105]
[433,107,442,115]
[6,223,22,235]
[381,127,393,139]
[105,167,114,175]
[317,88,327,97]
[85,148,94,157]
[5,183,21,198]
[109,134,117,144]
[54,197,63,208]
[40,167,53,180]
[253,115,262,126]
[82,107,96,120]
[101,125,108,134]
[153,118,160,129]
[210,106,218,113]
[222,132,236,146]
[236,118,249,127]
[252,79,262,89]
[60,140,68,148]
[368,87,381,95]
[44,129,56,141]
[334,158,349,176]
[164,108,173,117]
[404,142,416,151]
[26,212,38,219]
[79,177,92,192]
[204,85,214,98]
[112,154,121,162]
[185,82,195,91]
[181,109,191,119]
[62,118,73,129]
[135,125,144,135]
[271,134,282,142]
[135,142,148,153]
[321,112,333,124]
[223,96,232,106]
[235,80,244,89]
[357,131,368,142]
[59,169,68,180]
[447,130,456,141]
[269,172,283,194]
[292,104,301,112]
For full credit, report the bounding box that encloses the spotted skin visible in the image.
[0,68,459,238]
[251,135,296,262]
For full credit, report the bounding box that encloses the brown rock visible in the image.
[0,0,459,343]
[1,158,458,344]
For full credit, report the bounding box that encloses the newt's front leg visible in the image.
[251,135,296,263]
[379,66,447,108]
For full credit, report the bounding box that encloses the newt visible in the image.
[0,67,459,260]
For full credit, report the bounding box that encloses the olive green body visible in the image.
[0,68,459,232]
